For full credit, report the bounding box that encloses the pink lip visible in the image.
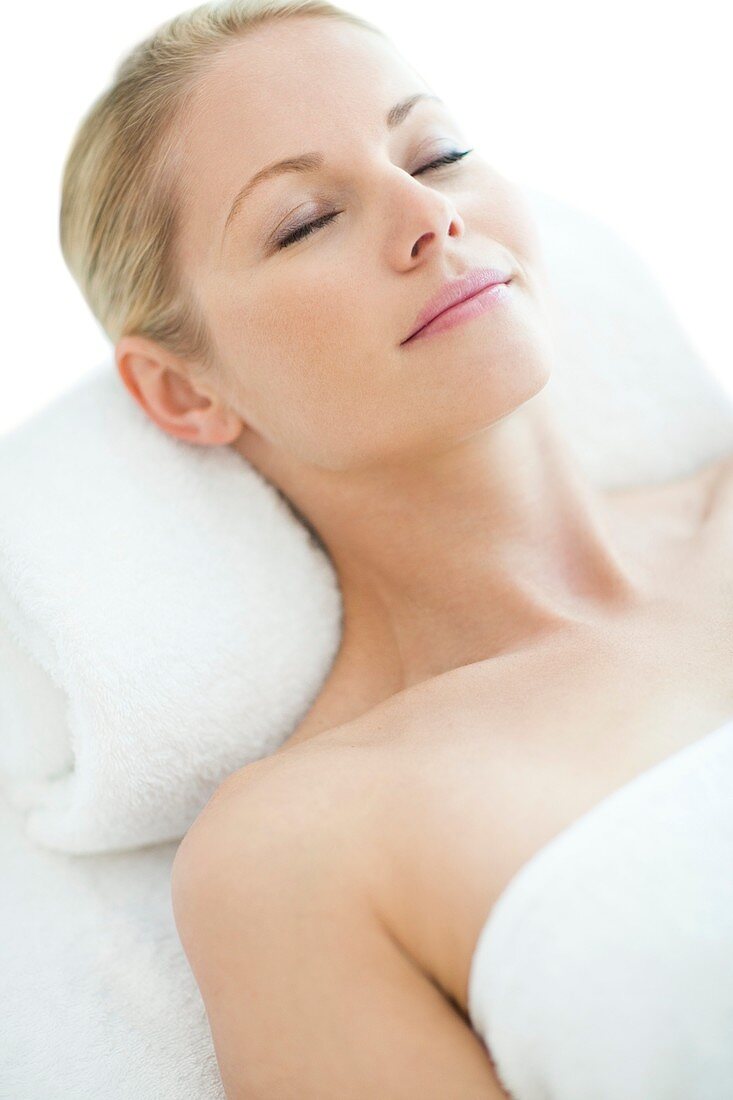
[401,267,513,345]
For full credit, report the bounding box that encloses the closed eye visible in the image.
[412,148,474,177]
[275,148,474,250]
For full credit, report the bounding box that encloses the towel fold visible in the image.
[0,366,343,853]
[1,186,731,856]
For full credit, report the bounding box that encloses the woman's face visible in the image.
[173,17,555,472]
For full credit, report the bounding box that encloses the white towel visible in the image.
[1,186,731,856]
[0,368,343,853]
[468,717,733,1099]
[0,786,225,1099]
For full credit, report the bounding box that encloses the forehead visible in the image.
[173,19,433,258]
[186,18,425,148]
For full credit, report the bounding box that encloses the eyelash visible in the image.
[275,148,474,250]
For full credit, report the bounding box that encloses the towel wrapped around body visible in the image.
[468,716,733,1099]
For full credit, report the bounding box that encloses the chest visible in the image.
[365,514,733,1020]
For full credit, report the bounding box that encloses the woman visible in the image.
[59,1,733,1096]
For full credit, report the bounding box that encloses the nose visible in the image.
[387,173,466,265]
[409,215,463,259]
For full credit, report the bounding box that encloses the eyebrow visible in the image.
[222,92,443,239]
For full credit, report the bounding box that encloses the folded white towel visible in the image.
[0,370,343,853]
[1,186,731,855]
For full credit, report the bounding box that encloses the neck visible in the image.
[234,388,646,687]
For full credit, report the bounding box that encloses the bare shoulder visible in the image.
[171,742,509,1099]
[171,734,400,963]
[685,451,733,514]
[172,741,382,904]
[705,451,733,513]
[608,450,733,512]
[674,450,733,537]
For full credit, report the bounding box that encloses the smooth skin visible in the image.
[115,15,730,1099]
[172,752,511,1098]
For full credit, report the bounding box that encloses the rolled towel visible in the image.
[1,186,731,855]
[0,366,343,853]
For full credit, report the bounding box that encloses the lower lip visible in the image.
[404,280,512,345]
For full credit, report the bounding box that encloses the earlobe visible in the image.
[208,409,245,447]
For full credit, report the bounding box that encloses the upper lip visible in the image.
[401,266,512,344]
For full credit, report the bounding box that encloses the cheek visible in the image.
[487,176,544,265]
[210,270,409,468]
[268,274,367,359]
[251,278,377,407]
[215,299,358,460]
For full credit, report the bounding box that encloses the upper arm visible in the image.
[171,764,509,1100]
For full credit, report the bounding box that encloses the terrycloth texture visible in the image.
[467,716,733,1099]
[0,786,224,1100]
[0,372,343,854]
[1,186,733,859]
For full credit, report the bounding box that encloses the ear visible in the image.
[115,334,243,446]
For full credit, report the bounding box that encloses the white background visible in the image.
[2,0,731,434]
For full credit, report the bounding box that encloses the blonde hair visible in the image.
[59,0,384,368]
